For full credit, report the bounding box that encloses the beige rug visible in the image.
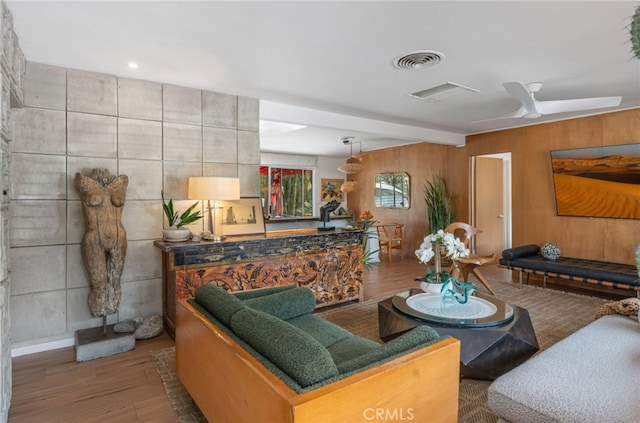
[151,277,611,423]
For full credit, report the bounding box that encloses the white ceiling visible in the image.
[7,1,640,157]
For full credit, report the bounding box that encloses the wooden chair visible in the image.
[377,223,404,261]
[444,222,496,295]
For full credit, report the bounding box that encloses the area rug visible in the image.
[150,277,610,423]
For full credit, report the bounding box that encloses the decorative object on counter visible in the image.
[337,136,364,174]
[318,200,340,231]
[162,194,202,242]
[631,4,640,60]
[424,173,455,233]
[352,210,379,267]
[218,198,266,236]
[541,242,561,260]
[188,177,240,242]
[415,230,475,304]
[75,168,129,320]
[320,178,344,201]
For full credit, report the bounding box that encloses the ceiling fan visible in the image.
[473,81,622,123]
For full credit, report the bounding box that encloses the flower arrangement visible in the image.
[415,230,469,284]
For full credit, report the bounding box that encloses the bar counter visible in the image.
[155,229,364,338]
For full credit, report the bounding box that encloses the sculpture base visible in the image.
[75,324,135,362]
[317,226,335,231]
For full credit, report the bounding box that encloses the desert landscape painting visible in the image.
[551,144,640,219]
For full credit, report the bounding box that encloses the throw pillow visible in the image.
[541,242,561,260]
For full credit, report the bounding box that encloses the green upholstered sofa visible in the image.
[175,284,461,423]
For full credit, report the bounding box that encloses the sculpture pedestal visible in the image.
[75,324,135,362]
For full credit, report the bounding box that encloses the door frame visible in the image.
[470,153,512,250]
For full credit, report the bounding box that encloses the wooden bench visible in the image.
[498,245,640,296]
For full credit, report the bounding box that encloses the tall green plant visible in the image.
[424,174,455,233]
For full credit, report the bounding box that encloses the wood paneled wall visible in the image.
[347,142,455,261]
[349,109,640,265]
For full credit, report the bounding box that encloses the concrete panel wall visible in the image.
[9,62,260,348]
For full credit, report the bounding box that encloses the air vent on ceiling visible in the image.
[392,50,445,70]
[408,81,480,103]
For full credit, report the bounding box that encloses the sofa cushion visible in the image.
[233,284,296,300]
[286,314,352,347]
[336,326,442,374]
[230,307,339,387]
[194,284,246,327]
[488,315,640,423]
[244,286,316,320]
[327,336,380,365]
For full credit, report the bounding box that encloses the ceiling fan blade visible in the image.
[536,96,622,115]
[471,108,524,123]
[503,81,536,111]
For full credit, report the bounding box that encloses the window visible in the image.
[260,166,314,217]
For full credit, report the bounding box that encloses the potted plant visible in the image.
[424,174,455,233]
[162,195,203,242]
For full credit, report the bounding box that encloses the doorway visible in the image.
[471,153,512,256]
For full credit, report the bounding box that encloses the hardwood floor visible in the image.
[8,258,624,422]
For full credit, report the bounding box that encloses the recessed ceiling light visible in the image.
[127,62,139,69]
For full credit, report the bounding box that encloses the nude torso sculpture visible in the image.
[75,168,128,318]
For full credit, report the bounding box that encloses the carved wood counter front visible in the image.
[154,230,364,338]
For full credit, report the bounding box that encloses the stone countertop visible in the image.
[154,229,363,267]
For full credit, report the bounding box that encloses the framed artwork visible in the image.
[321,178,344,201]
[219,197,266,236]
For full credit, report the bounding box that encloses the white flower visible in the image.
[415,231,470,264]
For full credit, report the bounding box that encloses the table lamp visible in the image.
[188,177,240,242]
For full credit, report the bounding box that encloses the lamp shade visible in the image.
[188,177,240,200]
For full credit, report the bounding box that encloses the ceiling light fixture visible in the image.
[337,137,364,174]
[127,62,139,69]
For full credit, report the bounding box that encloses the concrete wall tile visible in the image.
[163,122,202,162]
[66,287,114,333]
[203,127,237,163]
[66,157,118,201]
[10,246,66,295]
[10,291,67,342]
[23,62,66,110]
[238,96,259,131]
[203,91,237,129]
[67,112,117,158]
[203,163,238,178]
[12,153,66,199]
[118,278,162,321]
[121,200,163,241]
[67,69,117,116]
[238,131,260,165]
[162,161,202,199]
[11,108,66,154]
[117,118,162,160]
[66,244,89,289]
[117,77,162,121]
[10,200,66,247]
[118,159,163,200]
[238,164,260,197]
[163,84,201,125]
[121,240,161,282]
[66,201,84,245]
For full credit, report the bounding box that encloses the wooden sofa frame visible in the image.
[176,299,461,423]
